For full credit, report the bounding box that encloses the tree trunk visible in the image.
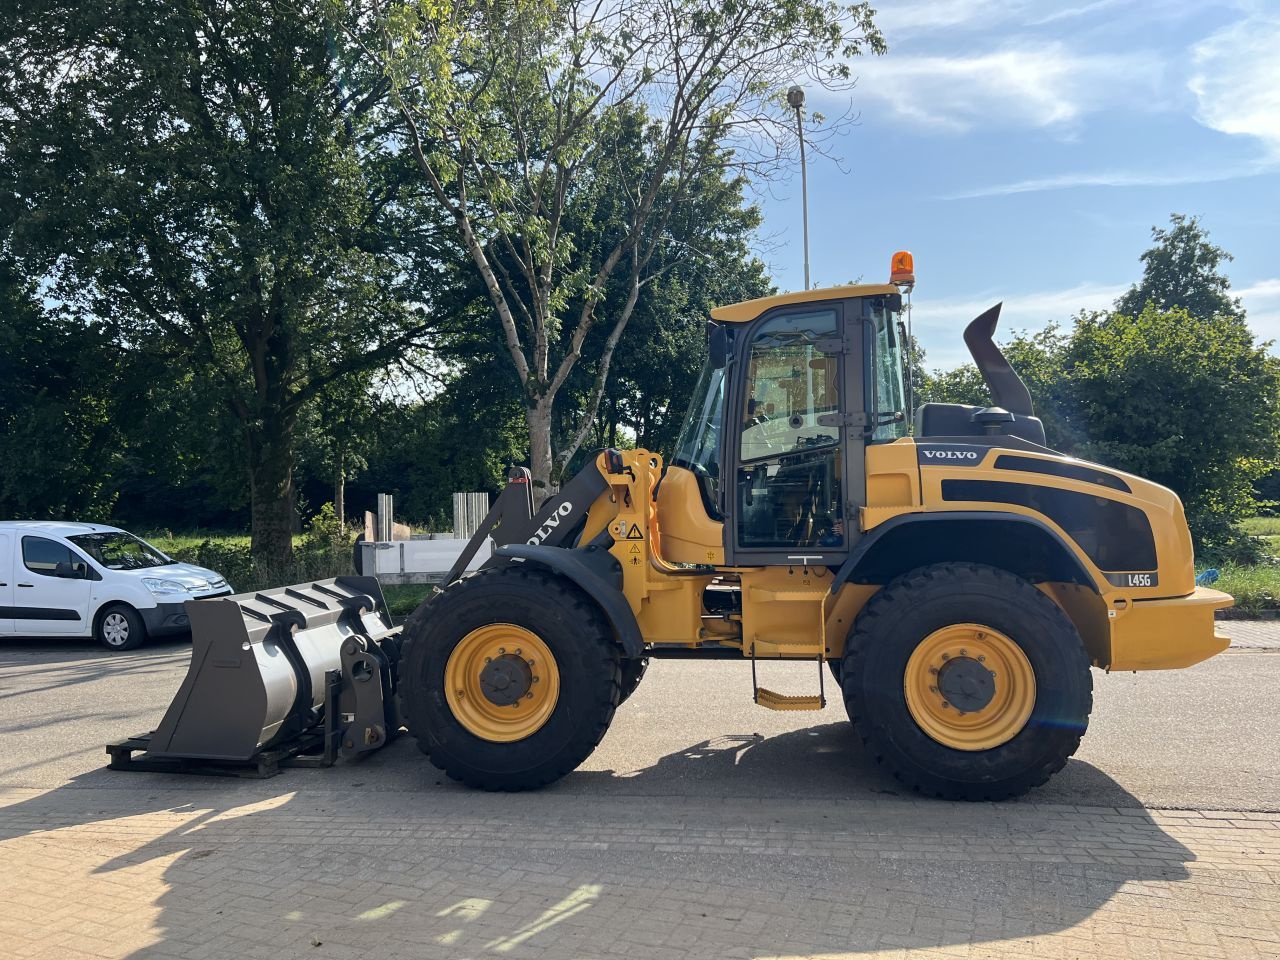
[525,398,555,504]
[246,410,297,568]
[334,448,346,533]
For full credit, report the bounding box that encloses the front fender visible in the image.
[494,544,644,658]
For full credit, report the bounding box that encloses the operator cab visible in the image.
[662,252,1047,567]
[666,281,909,565]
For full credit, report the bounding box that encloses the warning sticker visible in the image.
[624,523,644,540]
[629,543,642,554]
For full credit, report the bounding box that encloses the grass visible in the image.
[1212,563,1280,618]
[382,583,435,619]
[1240,516,1280,536]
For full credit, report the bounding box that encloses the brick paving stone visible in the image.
[0,784,1276,959]
[1221,619,1280,649]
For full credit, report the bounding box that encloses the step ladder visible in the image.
[750,644,827,711]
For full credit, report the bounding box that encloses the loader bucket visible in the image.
[144,576,400,763]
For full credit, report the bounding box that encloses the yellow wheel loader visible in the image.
[113,253,1233,800]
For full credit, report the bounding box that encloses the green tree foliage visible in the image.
[365,0,884,497]
[0,0,444,562]
[0,263,125,518]
[1116,213,1244,321]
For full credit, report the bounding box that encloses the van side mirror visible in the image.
[707,322,729,369]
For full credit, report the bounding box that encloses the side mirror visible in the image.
[707,322,729,369]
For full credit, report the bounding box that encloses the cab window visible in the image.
[22,537,87,578]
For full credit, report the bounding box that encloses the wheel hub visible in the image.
[936,656,995,713]
[480,654,534,706]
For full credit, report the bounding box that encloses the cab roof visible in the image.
[710,283,901,324]
[0,520,126,538]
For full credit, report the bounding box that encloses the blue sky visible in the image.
[753,0,1280,368]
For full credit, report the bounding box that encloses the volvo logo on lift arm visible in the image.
[527,501,575,545]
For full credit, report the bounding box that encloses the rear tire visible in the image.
[96,605,146,652]
[400,566,621,790]
[841,562,1092,801]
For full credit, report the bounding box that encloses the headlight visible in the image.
[143,578,189,596]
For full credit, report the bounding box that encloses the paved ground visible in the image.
[1,628,1278,959]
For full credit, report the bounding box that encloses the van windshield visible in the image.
[69,532,172,570]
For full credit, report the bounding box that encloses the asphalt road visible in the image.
[0,634,1276,811]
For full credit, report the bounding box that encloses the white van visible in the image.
[0,521,231,651]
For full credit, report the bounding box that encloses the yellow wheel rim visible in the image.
[444,624,560,743]
[903,623,1036,751]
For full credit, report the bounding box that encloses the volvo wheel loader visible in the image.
[114,252,1233,800]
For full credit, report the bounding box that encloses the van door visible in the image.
[13,536,94,636]
[0,533,14,634]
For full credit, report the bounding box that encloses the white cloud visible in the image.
[1189,11,1280,156]
[854,43,1164,133]
[941,163,1271,199]
[910,283,1125,368]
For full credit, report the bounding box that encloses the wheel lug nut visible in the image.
[525,693,533,700]
[977,655,986,663]
[941,653,950,661]
[498,647,506,654]
[515,648,522,656]
[484,657,492,664]
[929,667,938,675]
[929,685,938,693]
[941,701,951,709]
[959,649,967,656]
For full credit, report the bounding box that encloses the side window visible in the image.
[736,308,846,550]
[22,537,78,578]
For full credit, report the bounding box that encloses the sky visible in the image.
[752,0,1280,368]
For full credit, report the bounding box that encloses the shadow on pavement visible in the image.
[0,719,1196,959]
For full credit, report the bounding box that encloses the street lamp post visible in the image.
[787,85,810,291]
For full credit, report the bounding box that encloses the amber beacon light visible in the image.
[891,250,915,286]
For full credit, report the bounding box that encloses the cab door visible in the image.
[0,533,14,634]
[13,536,94,636]
[725,301,865,567]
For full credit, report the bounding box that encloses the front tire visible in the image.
[400,566,621,790]
[96,604,146,651]
[841,562,1092,801]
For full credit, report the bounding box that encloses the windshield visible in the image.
[870,304,908,442]
[672,361,725,513]
[69,532,172,570]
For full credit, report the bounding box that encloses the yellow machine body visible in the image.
[586,444,1229,675]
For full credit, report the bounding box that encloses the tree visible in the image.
[1116,213,1244,321]
[365,0,884,497]
[0,260,125,519]
[0,0,446,563]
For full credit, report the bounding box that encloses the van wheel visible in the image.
[97,605,146,651]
